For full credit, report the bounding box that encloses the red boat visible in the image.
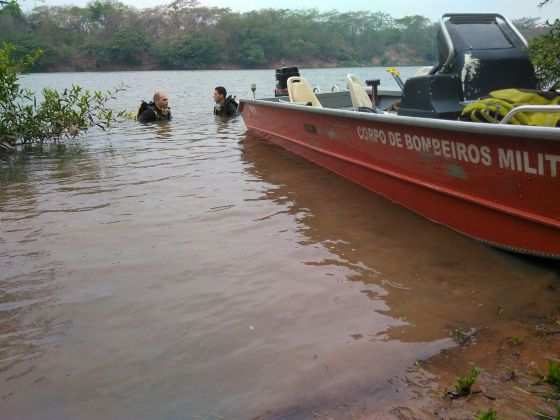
[240,14,560,258]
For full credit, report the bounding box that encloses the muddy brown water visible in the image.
[1,70,559,420]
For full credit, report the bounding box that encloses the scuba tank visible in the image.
[137,101,150,119]
[226,95,239,112]
[214,95,239,116]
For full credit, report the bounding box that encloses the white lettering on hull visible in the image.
[356,126,560,178]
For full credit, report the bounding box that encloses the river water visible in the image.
[1,68,559,420]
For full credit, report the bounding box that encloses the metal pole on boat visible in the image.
[250,83,256,100]
[499,105,560,125]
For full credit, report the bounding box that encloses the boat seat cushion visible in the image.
[287,77,322,108]
[347,74,373,109]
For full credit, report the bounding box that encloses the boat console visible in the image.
[398,13,538,120]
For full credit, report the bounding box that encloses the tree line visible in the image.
[0,0,549,72]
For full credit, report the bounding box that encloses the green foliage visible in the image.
[0,0,23,19]
[0,0,442,70]
[530,19,560,88]
[508,335,525,345]
[158,33,221,68]
[513,17,548,40]
[96,28,147,66]
[0,42,123,149]
[1,0,550,71]
[546,360,560,388]
[239,40,266,67]
[454,367,480,397]
[476,409,497,420]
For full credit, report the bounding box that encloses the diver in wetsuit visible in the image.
[137,91,171,123]
[213,86,238,117]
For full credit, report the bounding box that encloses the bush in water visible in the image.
[0,42,124,151]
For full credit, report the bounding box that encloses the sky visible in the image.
[23,0,560,21]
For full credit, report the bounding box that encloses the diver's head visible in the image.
[213,86,227,104]
[153,91,169,111]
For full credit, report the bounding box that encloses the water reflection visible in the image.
[0,144,106,396]
[153,121,174,140]
[241,134,560,346]
[0,267,63,383]
[215,115,242,135]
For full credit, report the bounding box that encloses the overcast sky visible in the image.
[25,0,560,21]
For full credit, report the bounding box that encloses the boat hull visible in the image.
[240,100,560,258]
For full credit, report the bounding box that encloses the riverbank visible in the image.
[394,296,560,419]
[254,257,560,420]
[29,59,428,74]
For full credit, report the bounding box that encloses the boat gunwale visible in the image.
[240,98,560,142]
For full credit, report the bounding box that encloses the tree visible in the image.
[0,43,124,151]
[530,20,560,88]
[0,0,26,46]
[0,0,469,70]
[513,17,546,40]
[239,40,266,67]
[529,0,560,88]
[394,15,437,62]
[159,33,221,68]
[0,0,22,18]
[95,28,147,67]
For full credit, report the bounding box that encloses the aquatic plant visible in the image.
[476,409,497,420]
[453,367,480,397]
[450,327,477,346]
[546,360,560,389]
[1,42,124,151]
[508,336,524,346]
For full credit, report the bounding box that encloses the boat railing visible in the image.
[499,105,560,125]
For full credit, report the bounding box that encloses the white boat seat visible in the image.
[346,74,373,109]
[287,76,322,107]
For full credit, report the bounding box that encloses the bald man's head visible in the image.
[153,91,169,111]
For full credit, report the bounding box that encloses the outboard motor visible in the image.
[398,14,537,119]
[275,66,300,97]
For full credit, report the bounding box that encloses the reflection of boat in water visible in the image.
[240,14,560,258]
[241,135,560,345]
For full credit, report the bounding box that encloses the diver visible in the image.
[213,86,238,117]
[137,91,171,123]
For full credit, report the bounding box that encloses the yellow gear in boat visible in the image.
[461,89,560,127]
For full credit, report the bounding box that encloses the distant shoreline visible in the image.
[26,63,429,74]
[2,2,545,75]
